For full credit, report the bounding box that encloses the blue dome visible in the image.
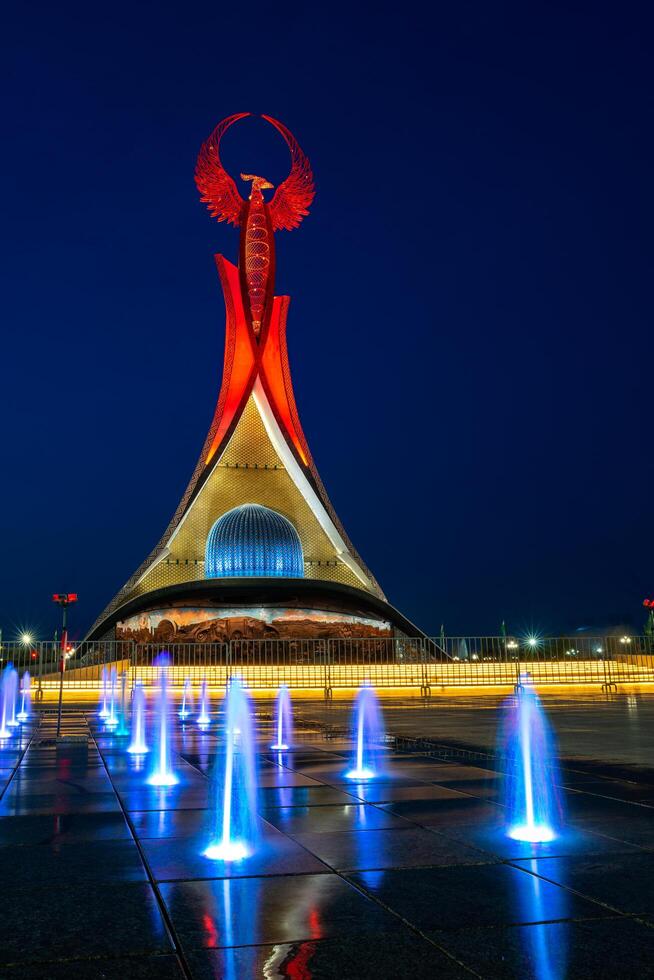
[205,504,304,579]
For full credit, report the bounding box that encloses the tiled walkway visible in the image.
[2,708,654,977]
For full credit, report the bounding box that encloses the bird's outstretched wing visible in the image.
[195,113,250,226]
[263,115,315,231]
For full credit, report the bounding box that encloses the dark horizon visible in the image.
[1,1,652,641]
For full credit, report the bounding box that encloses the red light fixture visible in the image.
[52,593,78,605]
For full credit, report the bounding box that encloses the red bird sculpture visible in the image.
[195,113,315,336]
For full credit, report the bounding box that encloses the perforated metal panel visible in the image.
[127,396,366,600]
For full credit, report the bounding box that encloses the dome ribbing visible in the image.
[205,504,304,579]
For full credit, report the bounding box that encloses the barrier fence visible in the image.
[1,635,653,696]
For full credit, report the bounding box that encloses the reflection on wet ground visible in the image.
[1,694,654,977]
[294,692,654,769]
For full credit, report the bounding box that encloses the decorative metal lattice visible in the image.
[194,113,314,335]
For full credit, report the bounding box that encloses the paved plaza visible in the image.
[1,698,654,977]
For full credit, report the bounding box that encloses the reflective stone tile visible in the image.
[0,811,131,845]
[513,852,654,914]
[0,790,122,816]
[346,781,472,803]
[563,790,645,820]
[312,770,430,788]
[293,826,488,871]
[261,802,407,835]
[160,873,408,950]
[434,822,642,860]
[0,883,172,964]
[186,932,471,978]
[256,770,326,788]
[258,785,359,808]
[1,954,186,978]
[565,780,654,805]
[117,785,210,813]
[141,828,328,881]
[428,915,654,978]
[263,750,348,766]
[580,814,654,849]
[19,758,104,771]
[433,777,504,800]
[0,839,147,886]
[420,765,499,781]
[377,795,498,825]
[349,864,610,931]
[9,773,113,794]
[131,807,211,840]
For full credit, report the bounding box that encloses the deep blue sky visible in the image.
[1,1,652,640]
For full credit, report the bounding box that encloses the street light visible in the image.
[19,633,35,672]
[52,593,78,738]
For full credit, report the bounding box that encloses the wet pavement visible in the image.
[1,698,654,977]
[296,692,654,768]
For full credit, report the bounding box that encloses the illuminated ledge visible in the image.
[85,578,427,642]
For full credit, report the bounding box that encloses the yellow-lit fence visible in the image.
[1,636,652,696]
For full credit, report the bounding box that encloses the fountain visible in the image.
[501,679,561,843]
[105,667,118,728]
[197,678,211,727]
[0,666,18,738]
[204,678,258,861]
[128,682,148,754]
[270,684,293,750]
[115,672,130,736]
[98,666,109,718]
[346,685,384,780]
[179,677,194,720]
[148,666,178,786]
[7,665,19,728]
[17,671,31,722]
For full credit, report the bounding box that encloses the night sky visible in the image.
[1,2,652,641]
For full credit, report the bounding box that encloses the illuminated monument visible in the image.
[89,114,421,644]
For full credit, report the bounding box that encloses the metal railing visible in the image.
[0,635,652,695]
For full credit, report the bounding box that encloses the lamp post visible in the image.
[52,594,78,738]
[20,633,33,675]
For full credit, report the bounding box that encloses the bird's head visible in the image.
[240,173,274,198]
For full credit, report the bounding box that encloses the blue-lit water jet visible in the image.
[270,684,292,750]
[204,678,257,861]
[98,666,109,718]
[197,678,211,727]
[105,667,118,728]
[501,680,560,843]
[128,682,148,754]
[6,666,19,729]
[179,677,194,720]
[148,667,177,786]
[346,685,384,780]
[0,666,18,738]
[17,671,31,722]
[115,671,130,736]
